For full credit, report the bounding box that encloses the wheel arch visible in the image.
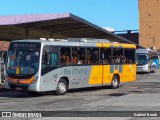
[59,76,69,88]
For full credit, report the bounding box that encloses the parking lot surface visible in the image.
[0,70,160,119]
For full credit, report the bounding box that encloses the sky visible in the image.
[0,0,138,31]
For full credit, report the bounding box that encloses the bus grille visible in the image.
[9,84,29,91]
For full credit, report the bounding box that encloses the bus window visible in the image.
[87,48,91,64]
[92,48,99,64]
[60,47,70,65]
[87,48,99,64]
[124,49,135,64]
[42,51,57,69]
[71,48,86,65]
[42,51,47,68]
[50,53,58,66]
[80,48,86,64]
[151,55,158,59]
[72,48,78,64]
[113,48,123,64]
[100,48,112,64]
[77,48,86,64]
[137,54,148,65]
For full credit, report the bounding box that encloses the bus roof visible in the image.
[136,48,157,54]
[11,39,136,48]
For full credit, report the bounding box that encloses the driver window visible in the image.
[42,51,47,68]
[42,51,57,69]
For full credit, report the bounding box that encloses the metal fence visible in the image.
[0,58,5,83]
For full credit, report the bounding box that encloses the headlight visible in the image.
[31,76,38,84]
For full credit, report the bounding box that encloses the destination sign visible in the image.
[10,42,41,49]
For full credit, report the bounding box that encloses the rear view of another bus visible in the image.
[136,48,158,73]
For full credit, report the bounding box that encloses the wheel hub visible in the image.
[57,82,66,93]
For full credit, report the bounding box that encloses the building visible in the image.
[116,30,139,44]
[0,41,10,59]
[139,0,160,50]
[0,41,10,83]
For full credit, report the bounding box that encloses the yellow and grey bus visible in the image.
[5,39,136,95]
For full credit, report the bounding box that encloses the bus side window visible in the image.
[60,47,71,65]
[113,48,123,64]
[124,49,135,64]
[92,48,99,64]
[47,53,51,64]
[65,56,70,64]
[42,52,57,68]
[100,48,111,64]
[42,51,47,68]
[87,48,92,64]
[72,48,77,64]
[50,53,57,66]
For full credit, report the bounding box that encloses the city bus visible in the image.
[136,48,159,73]
[5,39,136,95]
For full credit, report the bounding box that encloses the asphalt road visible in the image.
[0,70,160,120]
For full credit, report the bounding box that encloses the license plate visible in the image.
[15,87,22,91]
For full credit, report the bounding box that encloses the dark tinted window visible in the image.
[113,48,123,64]
[100,48,112,64]
[87,48,99,64]
[124,49,135,64]
[60,48,71,65]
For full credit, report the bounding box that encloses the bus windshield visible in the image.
[7,42,41,78]
[137,54,149,65]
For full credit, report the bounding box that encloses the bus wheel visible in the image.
[152,68,156,73]
[111,75,119,89]
[56,78,68,95]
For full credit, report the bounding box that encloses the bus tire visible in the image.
[56,78,68,95]
[152,67,156,73]
[111,75,119,89]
